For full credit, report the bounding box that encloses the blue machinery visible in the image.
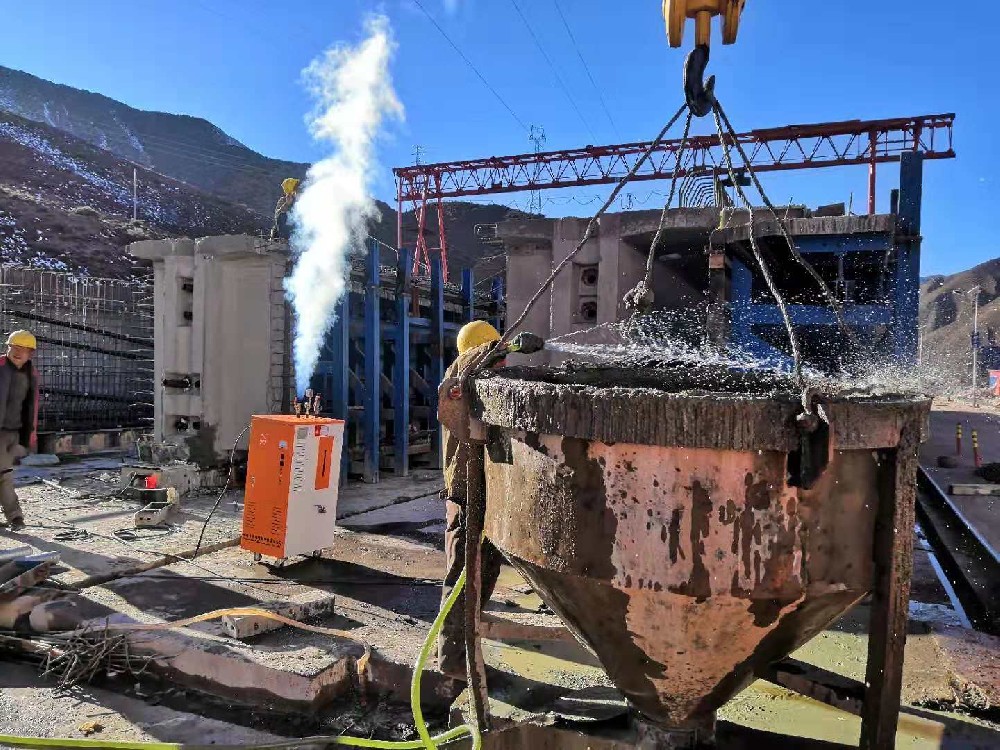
[726,152,924,368]
[310,241,503,483]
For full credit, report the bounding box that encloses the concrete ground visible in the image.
[0,661,292,748]
[1,456,999,749]
[921,404,1000,555]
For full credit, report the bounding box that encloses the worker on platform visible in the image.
[0,330,39,532]
[270,178,301,241]
[438,320,506,681]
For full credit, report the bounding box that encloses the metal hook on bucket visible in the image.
[684,44,715,117]
[790,396,831,490]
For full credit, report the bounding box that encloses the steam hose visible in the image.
[0,570,480,750]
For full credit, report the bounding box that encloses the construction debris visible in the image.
[0,547,60,601]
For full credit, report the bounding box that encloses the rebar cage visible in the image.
[0,266,154,434]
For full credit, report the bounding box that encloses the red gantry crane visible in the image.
[394,113,955,281]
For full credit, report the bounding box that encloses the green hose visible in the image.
[409,566,480,750]
[0,570,480,750]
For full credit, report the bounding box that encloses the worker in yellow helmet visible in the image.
[437,320,504,680]
[0,330,39,531]
[270,177,301,241]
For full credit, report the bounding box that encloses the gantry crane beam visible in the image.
[394,113,955,276]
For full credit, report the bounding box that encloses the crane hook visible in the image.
[684,44,715,117]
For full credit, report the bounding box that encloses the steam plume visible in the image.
[287,15,403,395]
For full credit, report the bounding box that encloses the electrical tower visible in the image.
[528,125,546,214]
[412,145,426,166]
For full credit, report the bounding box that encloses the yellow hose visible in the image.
[0,571,480,750]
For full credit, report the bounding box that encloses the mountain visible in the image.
[0,110,265,277]
[0,65,304,216]
[919,258,1000,371]
[0,65,519,279]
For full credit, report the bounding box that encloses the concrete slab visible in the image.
[335,469,444,520]
[64,534,424,710]
[713,213,897,243]
[0,662,296,748]
[51,525,542,713]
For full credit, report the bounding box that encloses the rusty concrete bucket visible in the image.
[471,363,928,735]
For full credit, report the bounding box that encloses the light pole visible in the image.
[954,286,982,406]
[918,321,932,367]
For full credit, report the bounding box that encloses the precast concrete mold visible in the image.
[472,364,929,732]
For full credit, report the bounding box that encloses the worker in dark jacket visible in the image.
[438,321,505,680]
[0,330,39,531]
[270,178,300,241]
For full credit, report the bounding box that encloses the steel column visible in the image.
[396,191,403,260]
[492,276,505,333]
[394,247,412,477]
[462,268,475,323]
[892,152,923,364]
[730,258,753,348]
[435,174,450,283]
[429,253,445,469]
[868,129,878,215]
[327,292,350,484]
[363,239,381,483]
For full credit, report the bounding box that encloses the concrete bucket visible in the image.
[470,364,928,734]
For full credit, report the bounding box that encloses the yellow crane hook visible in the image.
[663,0,746,48]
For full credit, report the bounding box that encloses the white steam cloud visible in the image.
[287,15,403,395]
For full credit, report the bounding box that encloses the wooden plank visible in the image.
[949,483,1000,496]
[860,418,921,749]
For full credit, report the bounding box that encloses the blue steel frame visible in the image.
[310,238,501,483]
[730,153,923,366]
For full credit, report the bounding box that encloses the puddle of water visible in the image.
[722,681,947,747]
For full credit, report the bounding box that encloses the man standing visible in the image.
[270,178,300,241]
[0,330,39,531]
[438,321,506,681]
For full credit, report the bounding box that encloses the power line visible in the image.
[551,0,620,139]
[508,0,597,142]
[528,125,545,214]
[412,0,529,133]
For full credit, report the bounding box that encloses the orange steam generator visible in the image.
[241,414,345,559]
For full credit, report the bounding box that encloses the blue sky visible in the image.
[0,1,995,275]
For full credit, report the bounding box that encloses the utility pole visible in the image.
[973,288,981,407]
[132,167,138,220]
[528,125,545,215]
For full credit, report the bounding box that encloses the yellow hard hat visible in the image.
[6,330,37,350]
[456,321,500,354]
[281,178,301,196]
